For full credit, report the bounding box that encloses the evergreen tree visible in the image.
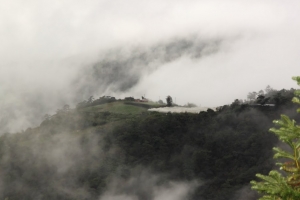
[251,76,300,200]
[166,95,173,107]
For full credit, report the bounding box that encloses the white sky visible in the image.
[1,0,300,132]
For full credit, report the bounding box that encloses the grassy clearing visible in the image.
[81,101,163,114]
[75,101,165,129]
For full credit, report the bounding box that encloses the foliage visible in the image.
[251,76,300,200]
[185,102,197,107]
[158,99,164,104]
[166,95,173,107]
[76,96,116,109]
[0,86,299,199]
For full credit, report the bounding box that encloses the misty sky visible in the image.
[1,0,300,133]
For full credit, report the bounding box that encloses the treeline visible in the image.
[0,87,298,200]
[76,95,117,109]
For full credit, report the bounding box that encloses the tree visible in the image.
[256,95,270,105]
[185,102,197,108]
[88,96,94,104]
[247,91,257,102]
[258,90,265,96]
[251,76,300,199]
[166,95,173,107]
[43,114,51,121]
[231,99,241,107]
[265,85,274,94]
[63,104,70,112]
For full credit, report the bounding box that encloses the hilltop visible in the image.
[0,87,299,200]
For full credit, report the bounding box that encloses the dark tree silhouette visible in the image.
[166,95,173,107]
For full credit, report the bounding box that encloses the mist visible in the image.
[0,119,202,200]
[1,0,300,133]
[1,2,299,200]
[100,170,199,200]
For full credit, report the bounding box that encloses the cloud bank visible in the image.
[1,0,300,133]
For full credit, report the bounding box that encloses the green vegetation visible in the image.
[81,101,148,114]
[251,77,300,199]
[0,85,299,200]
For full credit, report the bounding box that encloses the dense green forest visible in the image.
[0,87,299,200]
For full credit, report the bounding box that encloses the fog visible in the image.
[1,0,300,132]
[100,171,199,200]
[0,120,203,200]
[148,106,216,113]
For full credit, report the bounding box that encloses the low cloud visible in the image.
[100,170,199,200]
[232,185,259,200]
[1,0,300,133]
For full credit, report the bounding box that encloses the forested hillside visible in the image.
[0,88,298,200]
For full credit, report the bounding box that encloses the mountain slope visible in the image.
[0,88,298,200]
